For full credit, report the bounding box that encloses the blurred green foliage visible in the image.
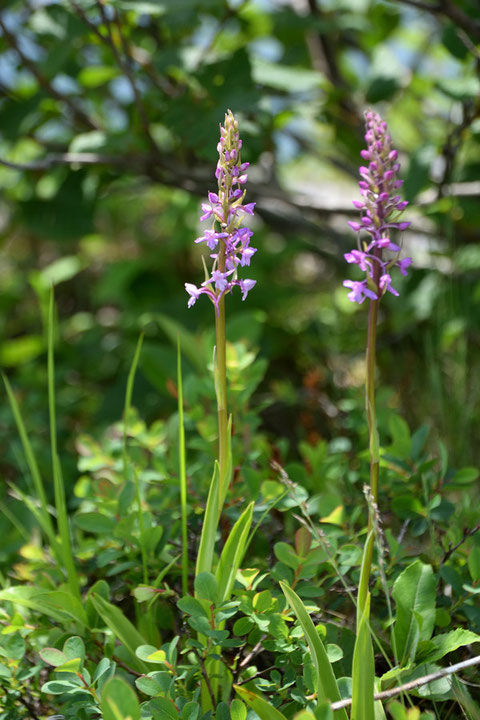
[1,0,480,472]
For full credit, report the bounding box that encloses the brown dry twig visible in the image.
[0,14,98,131]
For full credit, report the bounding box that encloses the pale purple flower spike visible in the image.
[186,110,256,311]
[343,110,412,304]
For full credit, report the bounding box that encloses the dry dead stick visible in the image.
[330,655,480,710]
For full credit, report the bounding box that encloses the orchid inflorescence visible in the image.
[185,110,256,312]
[343,110,412,304]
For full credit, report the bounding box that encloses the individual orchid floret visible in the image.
[343,109,412,304]
[186,110,256,311]
[343,280,378,304]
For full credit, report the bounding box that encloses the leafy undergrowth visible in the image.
[1,307,479,720]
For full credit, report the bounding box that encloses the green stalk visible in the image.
[48,287,80,599]
[351,293,380,719]
[358,295,379,614]
[123,333,147,585]
[177,336,189,595]
[215,247,229,512]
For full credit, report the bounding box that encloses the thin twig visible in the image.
[442,524,480,565]
[0,683,41,720]
[236,665,277,686]
[396,0,480,43]
[190,645,216,709]
[330,655,480,710]
[397,0,442,11]
[70,0,175,96]
[0,14,97,131]
[0,152,132,171]
[95,0,157,153]
[239,638,266,669]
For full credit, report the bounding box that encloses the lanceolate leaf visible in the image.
[280,582,348,720]
[89,593,147,673]
[234,685,288,720]
[195,461,220,579]
[216,501,254,602]
[351,593,375,720]
[393,561,436,665]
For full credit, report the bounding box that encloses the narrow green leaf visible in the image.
[101,677,141,720]
[195,461,219,578]
[351,593,375,720]
[219,414,233,512]
[357,530,374,622]
[393,561,436,664]
[89,593,147,672]
[2,374,58,554]
[177,335,189,595]
[280,582,347,720]
[216,502,254,602]
[48,287,80,599]
[122,333,147,585]
[234,685,288,719]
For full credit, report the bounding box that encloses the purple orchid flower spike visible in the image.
[185,110,256,311]
[343,109,412,304]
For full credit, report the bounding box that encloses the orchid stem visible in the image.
[215,287,229,513]
[359,296,379,614]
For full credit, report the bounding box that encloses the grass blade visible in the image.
[234,685,288,719]
[122,333,148,585]
[177,335,189,595]
[2,374,58,554]
[48,287,80,599]
[280,582,348,720]
[351,592,375,720]
[216,501,254,603]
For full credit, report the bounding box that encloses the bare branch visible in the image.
[95,1,158,153]
[442,524,480,565]
[397,0,442,11]
[438,101,480,199]
[70,0,176,96]
[330,655,480,710]
[0,152,133,171]
[305,0,362,126]
[397,0,480,43]
[0,14,98,131]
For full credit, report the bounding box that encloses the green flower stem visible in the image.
[358,296,379,615]
[215,176,232,512]
[215,274,229,510]
[366,296,379,506]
